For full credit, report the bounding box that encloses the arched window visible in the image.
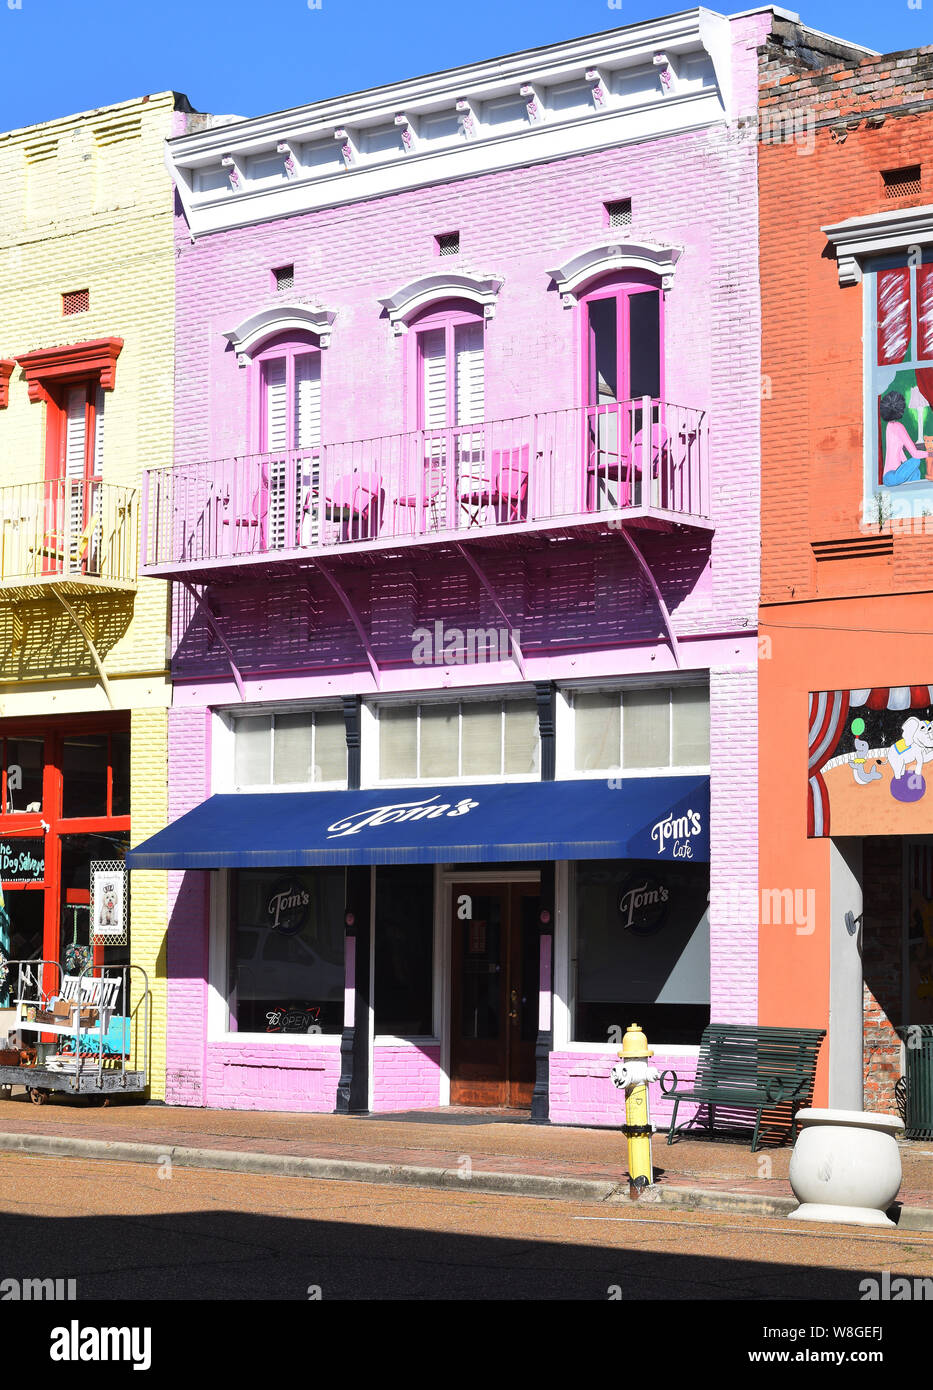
[409,300,485,435]
[579,273,664,510]
[581,271,663,410]
[253,331,322,455]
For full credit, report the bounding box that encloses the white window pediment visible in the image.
[378,272,504,335]
[223,302,337,364]
[823,205,933,287]
[547,240,682,305]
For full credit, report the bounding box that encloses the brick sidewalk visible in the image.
[1,1095,931,1209]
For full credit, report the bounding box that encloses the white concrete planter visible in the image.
[789,1108,904,1228]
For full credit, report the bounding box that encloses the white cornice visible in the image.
[223,302,337,360]
[378,272,504,333]
[547,240,683,301]
[822,206,933,286]
[165,9,739,238]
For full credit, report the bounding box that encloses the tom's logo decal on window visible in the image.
[327,795,479,838]
[618,879,670,934]
[650,809,703,858]
[266,880,311,934]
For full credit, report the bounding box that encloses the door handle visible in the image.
[509,987,519,1021]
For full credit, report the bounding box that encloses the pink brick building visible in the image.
[130,8,772,1123]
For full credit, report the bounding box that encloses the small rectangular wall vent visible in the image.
[883,166,922,199]
[273,264,294,292]
[435,231,460,256]
[605,199,632,228]
[812,535,895,562]
[62,289,89,316]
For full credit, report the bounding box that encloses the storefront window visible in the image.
[110,731,131,818]
[572,685,709,773]
[62,735,109,818]
[0,890,44,1005]
[378,699,540,781]
[233,710,346,788]
[230,868,345,1034]
[374,865,434,1035]
[4,738,44,814]
[573,858,710,1045]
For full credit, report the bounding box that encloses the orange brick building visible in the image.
[758,27,933,1109]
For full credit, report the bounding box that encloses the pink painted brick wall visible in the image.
[205,1042,341,1111]
[165,706,211,1106]
[549,1051,700,1129]
[164,16,764,1114]
[371,1043,442,1112]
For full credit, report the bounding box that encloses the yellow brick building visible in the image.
[0,92,196,1100]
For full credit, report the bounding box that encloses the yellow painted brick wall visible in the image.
[129,706,168,1098]
[0,92,179,702]
[0,94,188,1100]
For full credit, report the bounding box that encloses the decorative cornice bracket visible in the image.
[379,271,504,334]
[0,360,14,409]
[223,303,337,362]
[16,338,123,403]
[823,205,933,287]
[547,241,682,305]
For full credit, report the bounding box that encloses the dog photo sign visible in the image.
[91,861,127,944]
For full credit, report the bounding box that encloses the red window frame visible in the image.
[0,713,131,979]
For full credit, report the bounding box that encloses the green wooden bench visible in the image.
[660,1023,826,1152]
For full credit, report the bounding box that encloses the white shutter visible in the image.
[263,358,288,451]
[63,386,88,569]
[455,322,484,427]
[421,329,447,429]
[64,386,87,479]
[294,353,321,448]
[454,321,485,487]
[93,388,105,474]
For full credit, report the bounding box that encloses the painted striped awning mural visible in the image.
[808,686,933,837]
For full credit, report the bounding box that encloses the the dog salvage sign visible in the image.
[91,861,127,942]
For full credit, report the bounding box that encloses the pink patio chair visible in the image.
[460,444,530,527]
[630,422,671,507]
[325,470,383,541]
[586,408,630,510]
[394,461,445,536]
[221,464,269,552]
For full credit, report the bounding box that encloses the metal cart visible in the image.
[0,959,150,1104]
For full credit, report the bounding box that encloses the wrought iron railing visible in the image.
[141,398,708,571]
[0,479,137,589]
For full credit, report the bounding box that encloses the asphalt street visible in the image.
[2,1151,933,1302]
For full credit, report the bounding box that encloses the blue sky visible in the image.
[0,0,928,132]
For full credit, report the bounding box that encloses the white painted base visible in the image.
[788,1202,897,1229]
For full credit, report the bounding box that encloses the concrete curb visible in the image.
[2,1130,932,1228]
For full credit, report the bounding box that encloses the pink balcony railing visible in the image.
[141,398,708,572]
[0,478,137,590]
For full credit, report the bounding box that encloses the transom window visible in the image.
[378,699,539,782]
[233,710,347,789]
[571,685,709,773]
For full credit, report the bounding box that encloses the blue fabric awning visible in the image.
[126,777,709,869]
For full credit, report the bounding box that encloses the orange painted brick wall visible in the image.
[757,33,933,1104]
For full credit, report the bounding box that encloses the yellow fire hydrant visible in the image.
[610,1023,660,1197]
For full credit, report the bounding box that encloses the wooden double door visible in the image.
[449,881,539,1107]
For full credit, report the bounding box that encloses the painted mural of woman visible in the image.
[881,390,928,485]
